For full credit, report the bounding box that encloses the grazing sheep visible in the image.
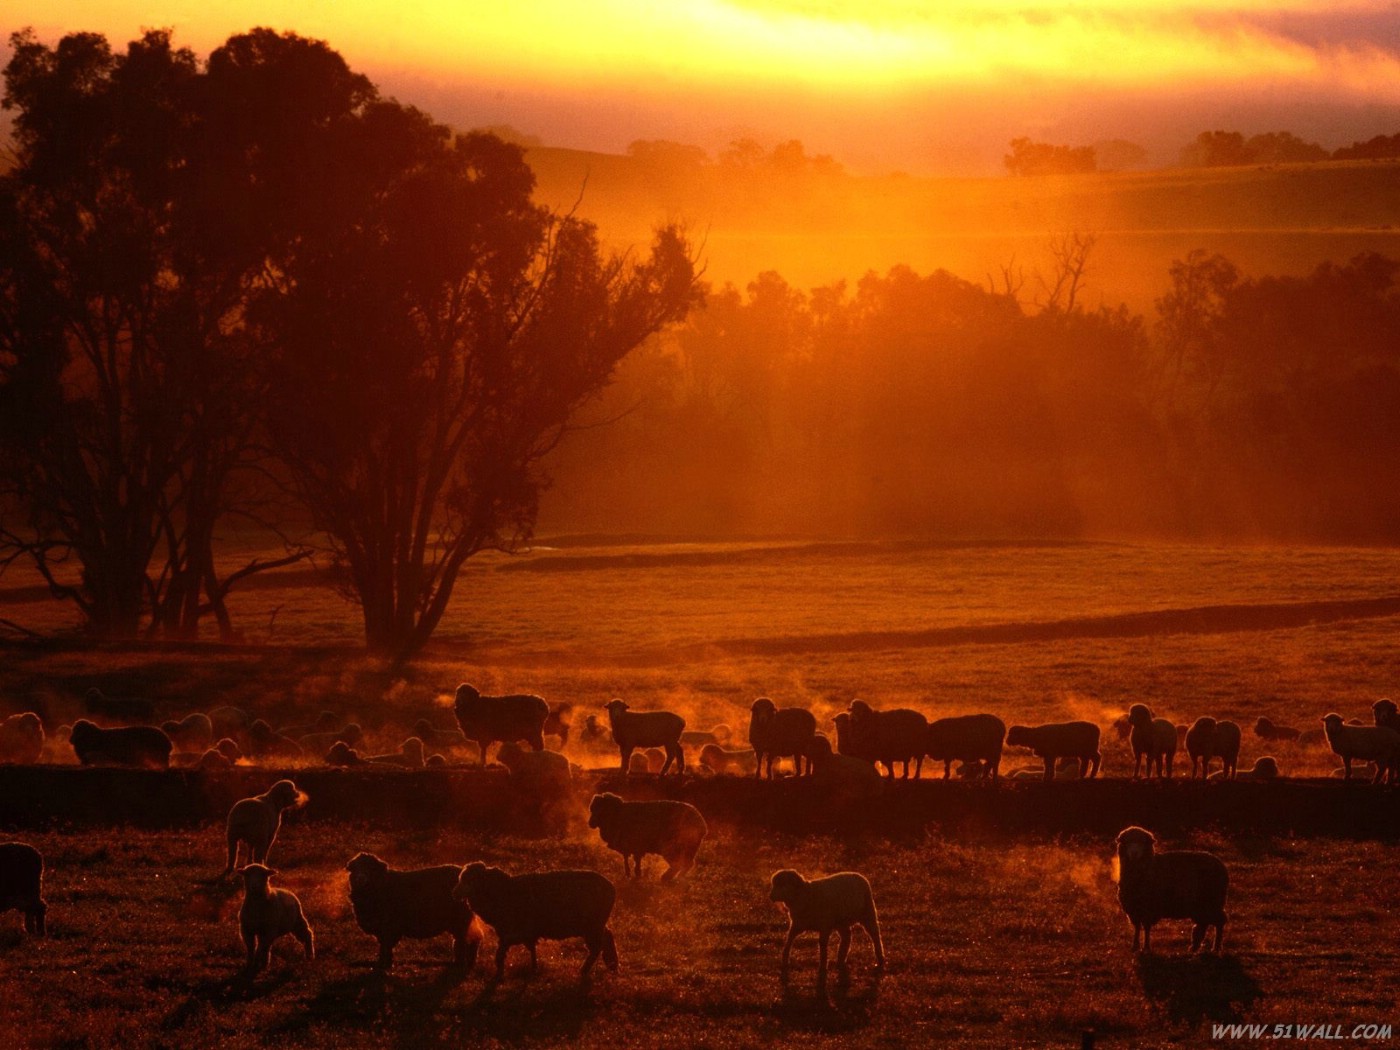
[748,697,818,778]
[1321,713,1400,783]
[453,684,550,766]
[453,862,618,981]
[246,720,305,760]
[161,713,214,753]
[1254,716,1301,742]
[844,700,928,779]
[326,741,364,767]
[698,742,757,776]
[0,713,45,764]
[1115,826,1227,953]
[365,737,427,768]
[413,718,470,752]
[345,852,481,970]
[1127,704,1176,778]
[544,702,574,746]
[606,698,685,775]
[579,714,610,748]
[296,723,363,755]
[222,780,308,877]
[769,869,884,987]
[426,753,448,768]
[196,746,235,772]
[924,714,1006,780]
[209,706,252,743]
[1373,699,1399,731]
[1211,756,1279,781]
[497,741,572,787]
[1186,717,1237,779]
[69,719,172,769]
[1005,721,1101,780]
[238,864,314,978]
[955,760,986,779]
[0,842,46,937]
[587,792,707,881]
[1111,715,1132,743]
[82,686,156,725]
[805,735,882,791]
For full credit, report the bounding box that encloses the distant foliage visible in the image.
[1180,130,1328,167]
[1003,138,1096,177]
[1333,133,1400,161]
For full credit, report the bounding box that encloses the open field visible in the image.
[4,540,1400,1046]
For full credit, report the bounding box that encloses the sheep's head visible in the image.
[454,861,507,903]
[345,852,389,890]
[711,723,732,744]
[1253,756,1280,778]
[848,699,874,719]
[1321,713,1345,735]
[240,863,277,893]
[769,869,806,904]
[605,699,630,723]
[266,780,308,810]
[750,697,775,718]
[699,744,725,771]
[806,734,833,760]
[497,741,524,770]
[1127,704,1152,727]
[588,792,623,828]
[13,712,42,734]
[1115,826,1156,867]
[69,719,96,742]
[628,752,649,773]
[1373,699,1398,727]
[327,741,360,766]
[413,718,435,738]
[401,737,425,765]
[1005,725,1032,748]
[1254,716,1274,736]
[162,720,181,736]
[454,684,481,710]
[1112,715,1131,739]
[250,719,275,742]
[426,753,447,768]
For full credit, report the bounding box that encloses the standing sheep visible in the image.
[222,780,308,877]
[748,697,817,778]
[237,864,315,979]
[0,842,46,937]
[345,852,482,971]
[769,869,885,988]
[453,863,618,982]
[69,719,172,769]
[1005,721,1101,780]
[544,702,574,746]
[924,713,1006,780]
[1115,826,1228,953]
[1127,704,1176,778]
[845,700,928,779]
[453,684,550,766]
[1321,713,1400,783]
[160,713,214,753]
[587,792,707,881]
[605,699,685,775]
[1185,717,1222,779]
[0,713,45,764]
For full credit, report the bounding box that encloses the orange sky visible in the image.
[21,1,1400,172]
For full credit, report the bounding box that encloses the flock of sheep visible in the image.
[8,678,1399,995]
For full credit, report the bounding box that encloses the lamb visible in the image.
[0,842,46,937]
[69,719,172,769]
[1127,704,1176,778]
[748,697,818,778]
[0,712,45,764]
[1211,756,1279,781]
[452,862,618,981]
[769,869,885,987]
[246,719,305,760]
[544,702,574,746]
[453,683,550,766]
[698,742,757,776]
[222,779,308,877]
[605,698,685,774]
[161,713,214,753]
[924,713,1006,780]
[238,864,314,979]
[1186,718,1242,779]
[82,686,156,725]
[587,792,707,881]
[843,699,928,779]
[1321,713,1400,783]
[345,852,481,971]
[364,737,426,768]
[1115,826,1227,953]
[1254,716,1301,742]
[805,735,882,790]
[1005,721,1101,780]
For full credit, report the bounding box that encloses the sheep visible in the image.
[222,780,308,877]
[160,712,214,753]
[296,723,363,755]
[579,714,611,748]
[605,698,685,775]
[364,737,427,768]
[1321,713,1400,783]
[587,792,707,881]
[0,712,45,764]
[626,751,649,775]
[1005,721,1101,780]
[1185,718,1243,779]
[453,683,550,766]
[326,741,364,767]
[924,713,1006,780]
[1127,704,1176,778]
[413,718,470,753]
[246,719,305,760]
[769,869,885,987]
[698,742,757,776]
[1211,756,1279,781]
[1115,826,1227,953]
[683,723,735,748]
[1373,699,1399,731]
[1255,716,1301,742]
[642,747,667,773]
[497,741,572,787]
[805,735,882,792]
[748,697,817,778]
[82,686,156,725]
[842,700,927,779]
[69,719,172,769]
[1111,715,1132,743]
[196,746,235,772]
[544,702,574,746]
[0,842,46,937]
[238,863,314,979]
[345,852,482,971]
[209,705,252,743]
[452,862,618,981]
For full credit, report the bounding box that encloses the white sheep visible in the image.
[587,792,707,881]
[237,863,314,979]
[1115,826,1227,953]
[769,869,885,987]
[222,780,308,877]
[1321,713,1400,783]
[605,699,685,775]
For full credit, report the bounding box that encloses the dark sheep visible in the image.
[1187,718,1243,779]
[69,719,172,769]
[296,723,363,755]
[247,720,305,760]
[453,863,618,982]
[82,687,156,725]
[1005,721,1101,780]
[1127,704,1176,778]
[161,713,214,753]
[544,702,574,746]
[345,852,482,970]
[453,684,549,766]
[1115,826,1228,953]
[605,699,685,775]
[0,842,46,937]
[1373,699,1399,731]
[209,706,252,744]
[238,864,314,979]
[587,792,707,881]
[924,713,1006,780]
[844,700,928,779]
[0,713,45,765]
[748,697,817,778]
[770,869,884,988]
[222,780,308,877]
[1254,716,1301,742]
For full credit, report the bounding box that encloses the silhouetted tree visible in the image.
[1003,138,1096,177]
[1179,131,1250,168]
[1333,133,1400,161]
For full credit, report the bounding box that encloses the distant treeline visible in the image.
[545,248,1400,542]
[1004,131,1400,176]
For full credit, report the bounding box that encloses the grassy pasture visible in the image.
[4,540,1400,1046]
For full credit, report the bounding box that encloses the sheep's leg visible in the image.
[377,936,396,969]
[943,760,951,780]
[527,732,544,752]
[620,746,633,773]
[1343,757,1352,781]
[601,929,619,972]
[1142,924,1153,953]
[527,940,539,973]
[223,833,240,877]
[835,926,851,969]
[296,919,315,960]
[1043,759,1054,782]
[581,933,603,977]
[672,743,685,773]
[634,855,644,879]
[1130,922,1141,952]
[660,859,678,883]
[479,740,490,768]
[252,937,272,976]
[780,927,798,981]
[863,911,885,968]
[492,943,510,982]
[622,853,631,878]
[1088,752,1101,778]
[1213,919,1225,953]
[816,931,830,987]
